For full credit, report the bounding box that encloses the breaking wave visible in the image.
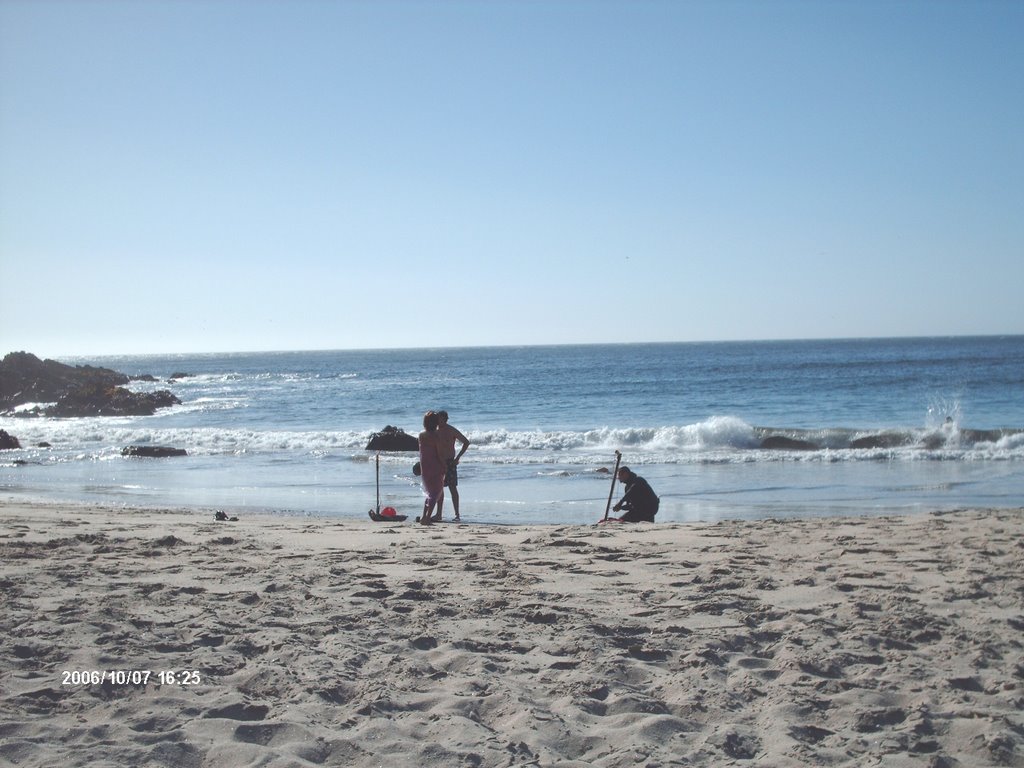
[4,415,1022,469]
[467,418,1024,464]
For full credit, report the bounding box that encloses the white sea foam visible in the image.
[5,412,1024,468]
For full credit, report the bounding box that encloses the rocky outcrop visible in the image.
[366,425,420,452]
[1,352,181,417]
[0,352,128,410]
[40,384,181,418]
[122,446,188,458]
[0,430,20,450]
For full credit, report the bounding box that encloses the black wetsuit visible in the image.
[618,474,659,522]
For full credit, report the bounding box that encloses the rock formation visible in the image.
[0,352,128,410]
[366,425,420,452]
[0,352,181,417]
[122,446,188,458]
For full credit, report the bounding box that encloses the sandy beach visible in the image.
[1,502,1022,767]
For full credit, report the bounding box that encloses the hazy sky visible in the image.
[2,0,1022,358]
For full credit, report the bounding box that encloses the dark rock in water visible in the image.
[850,432,913,450]
[760,435,819,451]
[0,351,175,417]
[0,429,21,450]
[44,384,181,417]
[122,445,188,458]
[169,372,192,380]
[366,425,419,452]
[0,351,129,410]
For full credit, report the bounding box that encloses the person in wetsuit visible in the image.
[612,466,659,522]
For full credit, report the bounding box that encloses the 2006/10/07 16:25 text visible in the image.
[61,670,202,686]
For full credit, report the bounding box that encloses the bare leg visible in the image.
[421,497,437,525]
[450,486,461,520]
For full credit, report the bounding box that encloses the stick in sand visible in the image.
[603,450,622,521]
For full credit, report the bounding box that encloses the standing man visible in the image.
[612,466,659,522]
[436,410,470,521]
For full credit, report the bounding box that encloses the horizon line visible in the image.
[6,332,1023,361]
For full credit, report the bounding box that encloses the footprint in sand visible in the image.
[204,702,270,721]
[233,722,317,748]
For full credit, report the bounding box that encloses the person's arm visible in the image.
[452,428,470,462]
[613,482,634,512]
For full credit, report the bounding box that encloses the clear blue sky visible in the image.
[2,0,1022,358]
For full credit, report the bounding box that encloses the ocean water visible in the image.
[2,337,1023,524]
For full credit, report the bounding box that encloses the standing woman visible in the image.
[417,411,446,524]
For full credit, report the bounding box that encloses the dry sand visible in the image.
[1,501,1022,767]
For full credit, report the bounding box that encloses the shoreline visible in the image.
[2,501,1022,766]
[6,483,1015,532]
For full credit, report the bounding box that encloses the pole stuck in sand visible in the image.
[603,450,622,521]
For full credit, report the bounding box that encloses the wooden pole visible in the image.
[603,450,622,521]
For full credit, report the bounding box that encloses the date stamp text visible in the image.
[61,670,201,687]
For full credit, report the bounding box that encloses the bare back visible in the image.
[438,424,459,461]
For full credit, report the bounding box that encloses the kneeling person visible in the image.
[612,467,659,522]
